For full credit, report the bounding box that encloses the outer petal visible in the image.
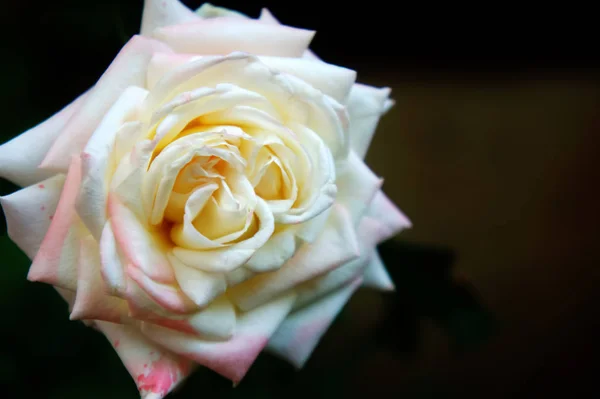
[146,53,356,104]
[346,83,394,159]
[140,291,296,384]
[195,3,248,18]
[40,35,172,171]
[140,0,199,36]
[152,18,315,57]
[336,151,382,225]
[362,250,395,291]
[95,321,193,399]
[367,190,412,244]
[76,86,149,239]
[27,156,85,290]
[0,174,65,259]
[227,204,359,311]
[0,91,87,186]
[71,235,131,323]
[267,277,362,368]
[258,8,320,61]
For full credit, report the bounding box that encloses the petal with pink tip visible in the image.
[227,204,359,311]
[95,321,193,399]
[346,83,395,159]
[40,35,172,171]
[0,174,65,259]
[267,277,362,368]
[362,250,395,291]
[28,156,85,291]
[71,235,131,323]
[140,0,199,36]
[140,291,296,384]
[0,91,87,187]
[152,18,314,57]
[367,190,412,244]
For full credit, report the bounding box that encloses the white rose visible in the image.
[0,2,411,398]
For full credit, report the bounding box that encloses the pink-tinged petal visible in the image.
[40,35,172,172]
[168,253,226,308]
[99,219,128,296]
[337,151,383,225]
[347,83,394,159]
[258,8,321,61]
[28,156,85,290]
[362,250,395,291]
[152,17,315,57]
[0,91,87,187]
[135,296,236,339]
[0,174,65,259]
[140,0,199,36]
[196,3,248,18]
[367,190,412,244]
[107,194,175,284]
[70,236,131,323]
[95,321,193,399]
[267,277,362,368]
[76,86,149,239]
[126,263,196,315]
[140,291,296,384]
[228,204,359,311]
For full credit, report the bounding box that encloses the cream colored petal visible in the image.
[140,0,199,36]
[0,91,87,186]
[362,250,395,291]
[152,17,314,57]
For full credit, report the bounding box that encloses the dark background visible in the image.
[1,1,599,398]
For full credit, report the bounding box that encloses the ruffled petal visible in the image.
[0,91,87,186]
[140,291,296,384]
[152,18,314,57]
[71,235,131,323]
[140,0,199,37]
[95,321,193,399]
[267,277,362,368]
[27,156,86,290]
[76,86,149,239]
[228,204,359,311]
[40,35,172,171]
[0,174,65,259]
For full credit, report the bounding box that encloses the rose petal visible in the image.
[99,219,128,296]
[346,83,394,159]
[152,17,315,57]
[258,9,321,65]
[28,156,85,290]
[267,277,362,368]
[362,250,395,291]
[227,204,359,311]
[140,291,296,384]
[76,86,149,239]
[146,52,355,104]
[168,253,227,308]
[0,91,87,186]
[140,0,199,37]
[367,190,412,244]
[95,321,193,399]
[0,174,65,259]
[70,235,131,323]
[245,229,297,272]
[336,150,383,225]
[40,35,172,171]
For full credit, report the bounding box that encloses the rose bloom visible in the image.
[0,1,411,398]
